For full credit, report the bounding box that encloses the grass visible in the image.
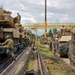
[37,41,75,75]
[25,51,35,72]
[37,41,54,58]
[49,69,68,75]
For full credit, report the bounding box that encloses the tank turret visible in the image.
[60,25,72,36]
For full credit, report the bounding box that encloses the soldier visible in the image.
[49,40,52,51]
[0,35,16,60]
[61,25,65,35]
[17,13,21,24]
[31,39,36,51]
[52,39,56,56]
[55,38,59,53]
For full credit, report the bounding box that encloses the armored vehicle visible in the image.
[59,36,71,57]
[40,37,47,44]
[40,37,50,44]
[68,33,75,66]
[0,6,29,58]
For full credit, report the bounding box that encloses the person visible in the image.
[0,35,16,60]
[17,13,21,24]
[31,39,36,51]
[49,40,52,51]
[55,38,59,53]
[52,39,56,56]
[61,25,65,35]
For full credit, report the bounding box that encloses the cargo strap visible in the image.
[7,40,13,45]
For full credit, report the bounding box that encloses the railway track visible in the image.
[24,44,50,75]
[35,45,50,75]
[0,46,31,75]
[0,44,50,75]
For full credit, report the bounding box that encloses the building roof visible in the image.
[59,35,71,42]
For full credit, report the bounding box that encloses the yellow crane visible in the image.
[44,0,47,38]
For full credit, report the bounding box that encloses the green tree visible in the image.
[53,28,57,34]
[48,29,53,37]
[27,30,32,36]
[28,30,36,38]
[32,34,35,38]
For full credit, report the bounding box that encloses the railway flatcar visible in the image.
[0,7,30,60]
[0,27,29,55]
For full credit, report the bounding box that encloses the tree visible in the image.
[48,29,53,37]
[53,28,58,34]
[41,34,44,37]
[32,34,35,38]
[27,30,32,36]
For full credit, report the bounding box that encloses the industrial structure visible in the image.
[24,23,75,39]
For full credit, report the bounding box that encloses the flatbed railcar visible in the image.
[0,24,29,56]
[0,7,30,60]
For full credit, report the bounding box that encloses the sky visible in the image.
[0,0,75,35]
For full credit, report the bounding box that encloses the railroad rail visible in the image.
[0,46,31,75]
[36,45,50,75]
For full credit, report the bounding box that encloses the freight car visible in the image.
[0,7,30,60]
[0,27,29,57]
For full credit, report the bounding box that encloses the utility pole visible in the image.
[44,0,47,38]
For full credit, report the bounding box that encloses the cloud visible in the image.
[2,0,75,24]
[22,17,37,24]
[1,0,75,35]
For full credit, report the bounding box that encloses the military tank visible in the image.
[57,25,72,57]
[59,36,71,57]
[68,32,75,66]
[0,6,29,58]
